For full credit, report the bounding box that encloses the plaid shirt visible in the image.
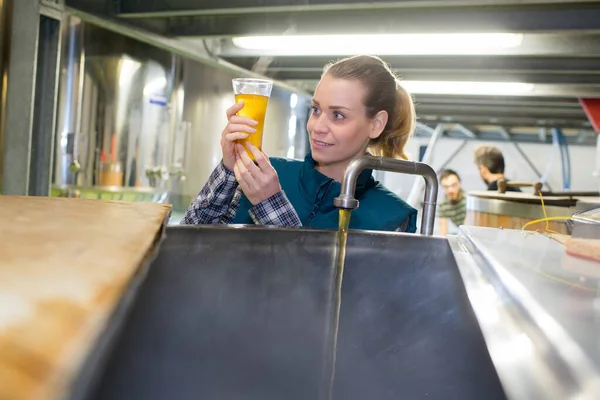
[181,162,302,227]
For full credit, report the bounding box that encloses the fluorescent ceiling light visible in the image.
[398,80,534,96]
[290,80,535,96]
[232,33,524,55]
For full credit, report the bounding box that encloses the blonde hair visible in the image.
[323,55,416,159]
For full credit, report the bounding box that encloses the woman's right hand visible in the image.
[221,102,258,171]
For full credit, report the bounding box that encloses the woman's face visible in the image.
[307,74,384,168]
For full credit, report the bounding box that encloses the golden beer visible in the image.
[235,93,269,159]
[232,78,273,161]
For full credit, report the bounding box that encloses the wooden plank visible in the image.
[565,237,600,264]
[467,210,569,234]
[0,196,171,400]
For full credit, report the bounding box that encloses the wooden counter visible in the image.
[0,196,171,400]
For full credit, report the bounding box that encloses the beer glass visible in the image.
[232,78,273,159]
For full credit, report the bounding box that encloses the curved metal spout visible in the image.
[333,155,438,235]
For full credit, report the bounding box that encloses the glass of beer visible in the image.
[232,78,273,160]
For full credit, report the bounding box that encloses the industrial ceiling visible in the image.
[64,0,600,145]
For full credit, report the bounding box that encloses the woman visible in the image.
[181,55,418,232]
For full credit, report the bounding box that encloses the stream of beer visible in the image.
[321,209,351,400]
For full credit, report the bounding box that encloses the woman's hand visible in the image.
[233,143,282,205]
[221,102,258,171]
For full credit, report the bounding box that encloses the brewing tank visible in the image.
[52,19,311,208]
[53,18,174,201]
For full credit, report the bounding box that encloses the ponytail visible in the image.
[369,84,415,160]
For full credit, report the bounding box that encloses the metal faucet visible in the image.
[333,155,439,235]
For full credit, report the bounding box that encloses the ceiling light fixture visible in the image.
[400,80,535,96]
[232,33,524,55]
[290,80,535,96]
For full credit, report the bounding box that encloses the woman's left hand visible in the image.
[233,143,282,205]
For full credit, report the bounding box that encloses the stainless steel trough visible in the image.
[84,225,506,400]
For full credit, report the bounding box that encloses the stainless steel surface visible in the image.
[334,155,438,235]
[0,0,11,193]
[55,17,85,189]
[62,5,315,210]
[52,18,311,207]
[455,226,600,399]
[54,21,177,192]
[571,204,600,239]
[0,0,61,195]
[449,236,563,400]
[87,55,171,187]
[0,0,38,194]
[39,0,63,20]
[29,13,62,196]
[166,55,187,195]
[86,226,505,400]
[540,191,600,197]
[467,194,576,220]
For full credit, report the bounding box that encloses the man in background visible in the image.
[474,145,521,192]
[437,169,467,235]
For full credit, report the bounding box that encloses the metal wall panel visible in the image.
[0,0,39,195]
[29,15,62,195]
[0,0,61,195]
[0,0,12,193]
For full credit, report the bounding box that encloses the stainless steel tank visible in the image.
[53,18,175,201]
[52,19,311,208]
[77,226,506,400]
